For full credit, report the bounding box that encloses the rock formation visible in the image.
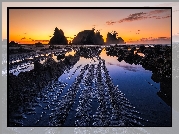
[106,31,125,44]
[49,27,68,45]
[35,42,44,47]
[9,41,19,47]
[72,28,104,45]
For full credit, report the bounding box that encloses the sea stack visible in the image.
[49,27,68,45]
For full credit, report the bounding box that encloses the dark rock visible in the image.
[49,27,68,45]
[72,28,104,45]
[106,31,125,44]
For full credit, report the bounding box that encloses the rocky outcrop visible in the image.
[72,28,104,45]
[49,27,68,45]
[106,31,125,44]
[35,42,44,47]
[9,41,19,47]
[118,37,125,44]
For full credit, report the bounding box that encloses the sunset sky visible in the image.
[9,8,171,44]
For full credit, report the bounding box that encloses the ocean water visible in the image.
[7,45,171,127]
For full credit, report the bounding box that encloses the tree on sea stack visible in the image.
[49,27,68,45]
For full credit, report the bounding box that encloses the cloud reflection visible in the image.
[107,62,139,72]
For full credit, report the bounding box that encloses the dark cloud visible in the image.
[148,9,169,15]
[156,17,161,19]
[158,37,168,39]
[21,37,26,40]
[106,21,116,25]
[129,37,171,44]
[147,9,171,19]
[29,38,34,41]
[150,15,170,20]
[162,15,171,19]
[150,15,171,19]
[35,40,49,42]
[139,37,171,42]
[118,12,147,23]
[106,9,171,25]
[140,38,148,41]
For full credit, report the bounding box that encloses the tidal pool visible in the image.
[8,45,172,127]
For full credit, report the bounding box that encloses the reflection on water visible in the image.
[8,45,171,127]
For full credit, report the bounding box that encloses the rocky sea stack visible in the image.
[49,27,68,45]
[106,31,125,44]
[72,28,104,45]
